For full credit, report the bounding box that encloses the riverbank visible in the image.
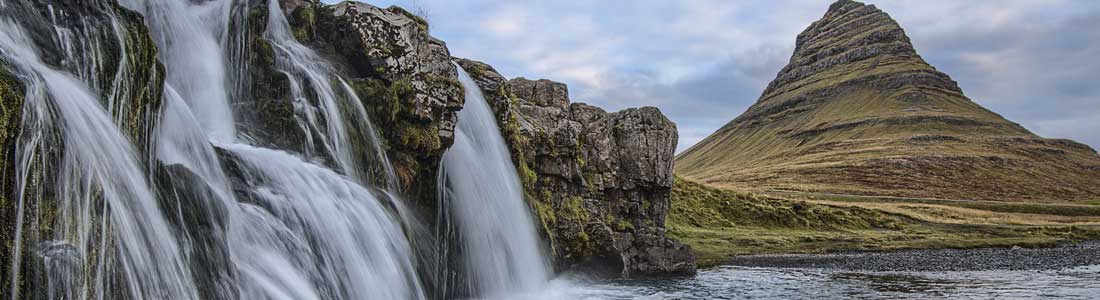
[728,241,1100,271]
[666,178,1100,268]
[556,244,1100,299]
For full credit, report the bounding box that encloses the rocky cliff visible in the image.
[271,0,697,276]
[2,2,695,296]
[676,0,1100,202]
[242,0,463,208]
[456,59,696,276]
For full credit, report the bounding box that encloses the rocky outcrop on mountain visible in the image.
[456,59,696,276]
[242,0,463,207]
[676,0,1100,202]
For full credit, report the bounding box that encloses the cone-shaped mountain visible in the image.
[676,0,1100,202]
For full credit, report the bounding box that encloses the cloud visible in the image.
[329,0,1100,153]
[880,3,1100,149]
[481,6,527,37]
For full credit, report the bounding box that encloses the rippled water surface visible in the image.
[517,264,1100,300]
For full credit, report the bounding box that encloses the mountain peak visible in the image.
[827,0,864,15]
[770,0,921,100]
[676,1,1100,202]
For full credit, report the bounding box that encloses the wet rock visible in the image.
[0,1,167,298]
[249,0,464,210]
[154,164,238,300]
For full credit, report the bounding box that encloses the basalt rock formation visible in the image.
[456,59,696,277]
[676,0,1100,202]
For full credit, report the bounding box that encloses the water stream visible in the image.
[438,64,552,297]
[3,0,428,299]
[0,18,199,300]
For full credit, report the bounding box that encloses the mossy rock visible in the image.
[0,66,26,300]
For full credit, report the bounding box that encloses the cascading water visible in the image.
[440,64,552,297]
[262,0,392,185]
[121,0,237,143]
[0,19,199,300]
[220,144,425,300]
[131,0,427,298]
[3,0,560,299]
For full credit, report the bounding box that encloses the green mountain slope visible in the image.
[676,0,1100,202]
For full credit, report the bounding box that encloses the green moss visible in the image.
[495,97,539,191]
[463,62,492,80]
[567,231,594,258]
[0,66,22,154]
[289,5,318,42]
[386,6,429,32]
[533,200,557,225]
[616,219,635,231]
[349,75,447,191]
[562,196,589,223]
[518,161,538,187]
[106,6,166,151]
[351,77,423,147]
[0,67,24,293]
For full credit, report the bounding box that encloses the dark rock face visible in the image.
[154,164,238,300]
[456,59,696,276]
[244,0,463,208]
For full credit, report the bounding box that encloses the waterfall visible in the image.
[3,0,559,299]
[120,0,237,143]
[440,64,551,297]
[220,144,426,300]
[0,19,199,300]
[263,0,393,185]
[137,0,427,298]
[5,0,428,298]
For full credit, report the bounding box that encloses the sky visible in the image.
[325,0,1100,153]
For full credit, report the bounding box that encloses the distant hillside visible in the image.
[675,0,1100,202]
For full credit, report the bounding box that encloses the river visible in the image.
[522,243,1100,300]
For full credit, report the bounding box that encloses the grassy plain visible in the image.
[667,178,1100,268]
